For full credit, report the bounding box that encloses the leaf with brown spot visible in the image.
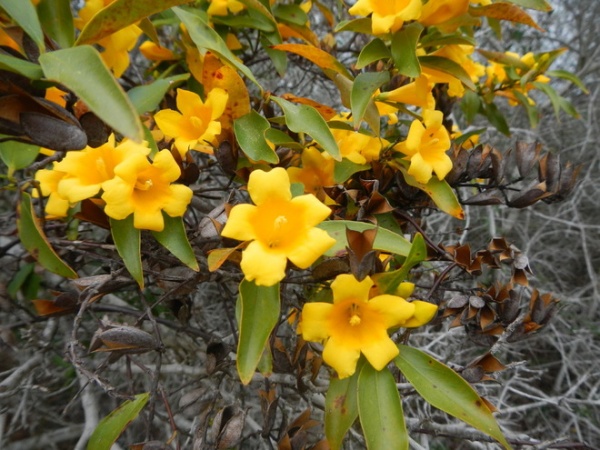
[325,373,359,450]
[281,93,337,120]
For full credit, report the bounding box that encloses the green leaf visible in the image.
[504,0,551,11]
[546,69,588,93]
[333,159,370,184]
[37,0,75,49]
[110,216,143,288]
[238,0,278,27]
[335,17,372,34]
[419,55,476,91]
[358,363,408,450]
[372,233,427,294]
[237,280,280,385]
[7,262,36,299]
[0,53,43,79]
[351,71,390,130]
[234,111,279,164]
[76,0,190,45]
[325,372,359,450]
[151,214,199,271]
[87,393,150,450]
[391,23,423,78]
[173,7,262,90]
[0,139,39,178]
[356,38,390,70]
[17,193,77,279]
[453,128,486,147]
[273,3,308,26]
[39,45,144,142]
[477,49,529,70]
[397,167,465,219]
[512,89,539,128]
[481,101,510,136]
[127,74,190,114]
[0,0,44,52]
[460,89,482,124]
[317,221,412,257]
[271,96,340,160]
[395,346,512,449]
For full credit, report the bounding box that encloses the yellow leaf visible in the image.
[469,3,543,31]
[272,43,352,79]
[281,93,337,120]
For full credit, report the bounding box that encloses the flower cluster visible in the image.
[35,136,192,231]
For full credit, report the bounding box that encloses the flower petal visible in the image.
[102,177,134,220]
[301,302,334,342]
[361,335,400,371]
[408,151,434,184]
[369,295,416,329]
[240,240,288,286]
[247,167,292,205]
[162,184,193,217]
[154,109,184,139]
[133,206,164,231]
[206,87,228,120]
[290,194,331,227]
[432,153,453,181]
[287,227,336,269]
[175,88,202,118]
[152,150,181,182]
[221,204,258,241]
[330,274,373,304]
[323,337,361,379]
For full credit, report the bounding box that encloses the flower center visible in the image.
[135,178,153,191]
[348,303,361,326]
[268,215,288,248]
[95,157,110,180]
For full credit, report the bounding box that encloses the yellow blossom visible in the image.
[301,274,437,378]
[34,169,70,218]
[101,150,193,231]
[419,0,469,27]
[395,109,452,184]
[220,168,335,286]
[207,0,245,16]
[329,116,387,165]
[52,136,150,204]
[75,0,142,77]
[423,45,485,97]
[287,147,335,200]
[154,88,228,157]
[348,0,422,35]
[139,41,177,61]
[375,75,436,111]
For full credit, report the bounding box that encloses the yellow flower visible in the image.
[376,75,436,111]
[139,41,177,61]
[52,136,150,204]
[101,150,193,231]
[329,116,387,165]
[34,169,70,218]
[221,168,335,286]
[419,0,469,27]
[394,109,452,184]
[424,45,485,97]
[154,88,228,157]
[348,0,422,35]
[301,274,437,378]
[75,0,141,77]
[207,0,245,16]
[287,147,335,200]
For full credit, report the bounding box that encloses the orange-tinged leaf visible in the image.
[32,299,75,317]
[278,23,319,46]
[207,244,244,272]
[281,93,337,120]
[469,3,543,31]
[272,43,353,79]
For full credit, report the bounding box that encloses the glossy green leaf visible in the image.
[39,45,144,142]
[356,39,390,70]
[76,0,189,45]
[37,0,75,48]
[335,17,372,34]
[358,363,408,450]
[0,0,44,51]
[512,89,539,128]
[213,12,275,32]
[273,3,308,26]
[151,214,199,271]
[351,71,390,130]
[234,111,279,164]
[317,221,412,257]
[397,166,464,219]
[271,96,340,160]
[477,49,530,70]
[110,216,143,288]
[420,55,476,91]
[395,346,512,449]
[173,7,262,90]
[505,0,551,10]
[391,23,423,78]
[481,101,510,136]
[372,233,427,294]
[532,81,569,119]
[0,139,39,178]
[17,193,77,279]
[127,74,189,114]
[333,159,370,184]
[460,89,482,123]
[238,0,278,26]
[87,392,150,450]
[237,280,280,385]
[546,69,588,93]
[325,372,359,450]
[0,53,43,79]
